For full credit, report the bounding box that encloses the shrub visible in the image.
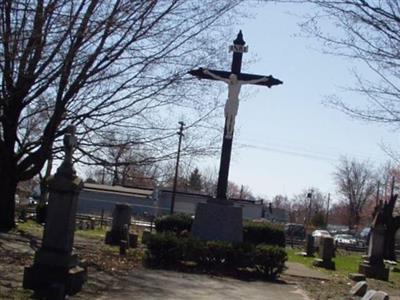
[201,241,234,269]
[243,221,285,247]
[252,244,287,279]
[181,236,206,262]
[145,233,183,267]
[154,214,193,234]
[231,242,255,268]
[144,233,287,279]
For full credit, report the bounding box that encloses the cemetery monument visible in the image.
[23,125,87,298]
[190,31,282,242]
[359,207,389,281]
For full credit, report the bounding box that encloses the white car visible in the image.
[312,230,331,248]
[333,234,357,248]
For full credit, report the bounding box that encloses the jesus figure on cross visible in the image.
[203,69,270,138]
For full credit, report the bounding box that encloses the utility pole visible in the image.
[170,121,185,214]
[306,189,313,226]
[325,193,330,226]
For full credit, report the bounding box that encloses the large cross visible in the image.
[189,31,282,201]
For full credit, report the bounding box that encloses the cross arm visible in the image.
[238,73,283,87]
[188,68,230,82]
[188,68,283,88]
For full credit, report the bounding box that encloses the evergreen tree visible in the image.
[188,168,202,192]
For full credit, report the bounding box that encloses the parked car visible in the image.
[312,229,331,249]
[359,227,371,241]
[333,234,357,248]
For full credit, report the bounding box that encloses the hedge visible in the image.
[145,233,183,268]
[144,233,287,279]
[243,221,285,247]
[154,214,193,234]
[154,216,285,247]
[253,245,287,279]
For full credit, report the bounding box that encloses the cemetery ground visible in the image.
[1,220,400,300]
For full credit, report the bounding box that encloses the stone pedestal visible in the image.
[23,173,87,298]
[191,201,243,243]
[358,262,389,281]
[105,203,136,247]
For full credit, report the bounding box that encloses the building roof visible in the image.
[83,183,153,198]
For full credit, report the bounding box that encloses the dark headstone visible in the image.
[305,234,314,256]
[105,203,136,247]
[348,273,366,282]
[313,236,335,270]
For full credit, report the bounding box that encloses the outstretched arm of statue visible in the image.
[240,76,270,85]
[203,69,230,83]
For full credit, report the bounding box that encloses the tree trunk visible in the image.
[0,162,17,231]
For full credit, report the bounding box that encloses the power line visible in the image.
[236,138,388,164]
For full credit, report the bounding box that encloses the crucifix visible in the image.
[189,30,282,201]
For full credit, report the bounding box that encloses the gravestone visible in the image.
[350,281,368,297]
[361,290,390,300]
[305,234,314,256]
[189,31,282,242]
[359,209,389,281]
[105,203,137,248]
[313,236,335,270]
[348,273,366,282]
[23,125,87,299]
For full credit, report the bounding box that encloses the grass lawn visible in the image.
[286,247,400,289]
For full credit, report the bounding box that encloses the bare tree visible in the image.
[291,188,326,225]
[227,182,254,200]
[334,157,376,229]
[0,0,245,230]
[296,1,400,126]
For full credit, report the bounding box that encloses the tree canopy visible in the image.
[298,1,400,126]
[0,0,244,230]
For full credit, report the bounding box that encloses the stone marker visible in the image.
[362,290,378,300]
[350,281,368,297]
[371,291,390,300]
[361,290,390,300]
[105,203,137,248]
[23,125,87,299]
[189,31,282,242]
[348,273,366,282]
[313,236,335,270]
[359,208,389,281]
[305,234,314,256]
